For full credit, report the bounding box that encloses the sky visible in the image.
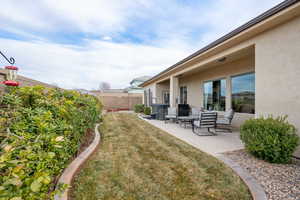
[0,0,283,90]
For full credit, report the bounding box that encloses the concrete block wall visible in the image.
[97,93,143,111]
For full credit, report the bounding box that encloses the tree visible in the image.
[99,82,111,91]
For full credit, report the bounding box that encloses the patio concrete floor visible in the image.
[140,117,244,156]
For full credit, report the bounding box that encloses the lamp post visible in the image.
[0,51,19,86]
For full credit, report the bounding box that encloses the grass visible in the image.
[70,113,251,200]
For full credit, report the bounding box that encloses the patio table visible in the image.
[177,115,199,128]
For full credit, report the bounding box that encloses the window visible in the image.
[180,86,187,104]
[203,79,226,111]
[162,91,170,105]
[231,73,255,114]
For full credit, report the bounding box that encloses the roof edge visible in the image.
[141,0,299,87]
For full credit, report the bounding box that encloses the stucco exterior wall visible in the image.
[143,84,156,104]
[255,16,300,135]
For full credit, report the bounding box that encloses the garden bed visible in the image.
[224,150,300,200]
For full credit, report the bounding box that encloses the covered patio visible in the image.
[144,45,255,128]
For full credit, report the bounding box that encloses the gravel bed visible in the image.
[224,150,300,200]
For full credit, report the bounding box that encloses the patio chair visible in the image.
[178,104,190,117]
[178,107,202,128]
[165,107,177,123]
[192,112,218,136]
[216,109,235,132]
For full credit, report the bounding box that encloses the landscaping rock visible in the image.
[224,150,300,200]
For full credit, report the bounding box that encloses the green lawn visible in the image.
[70,113,251,200]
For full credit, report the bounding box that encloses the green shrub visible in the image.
[0,86,102,199]
[134,104,144,113]
[144,107,151,115]
[240,116,299,163]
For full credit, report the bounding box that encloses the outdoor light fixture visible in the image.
[217,57,227,62]
[0,51,20,87]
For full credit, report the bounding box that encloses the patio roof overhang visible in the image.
[141,0,300,87]
[155,45,255,84]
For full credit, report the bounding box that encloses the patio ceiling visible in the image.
[176,45,255,78]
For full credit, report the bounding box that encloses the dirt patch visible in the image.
[76,128,95,156]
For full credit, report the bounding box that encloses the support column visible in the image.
[226,76,232,111]
[142,90,146,105]
[170,76,179,108]
[152,83,157,104]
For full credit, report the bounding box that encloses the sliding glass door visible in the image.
[203,79,226,111]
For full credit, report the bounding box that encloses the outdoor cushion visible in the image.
[167,107,177,116]
[193,120,200,127]
[224,109,234,119]
[165,115,177,119]
[216,118,230,125]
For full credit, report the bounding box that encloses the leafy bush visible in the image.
[0,86,101,200]
[144,107,151,115]
[134,104,144,113]
[240,116,299,163]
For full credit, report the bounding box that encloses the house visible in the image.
[126,76,151,93]
[141,0,300,134]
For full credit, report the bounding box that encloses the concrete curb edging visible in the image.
[217,154,267,200]
[54,124,101,200]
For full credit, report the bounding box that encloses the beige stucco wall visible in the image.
[156,81,170,104]
[144,84,156,104]
[254,15,300,155]
[144,82,170,105]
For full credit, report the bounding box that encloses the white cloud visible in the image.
[102,36,112,41]
[196,0,284,46]
[0,0,284,89]
[0,0,145,34]
[0,38,189,89]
